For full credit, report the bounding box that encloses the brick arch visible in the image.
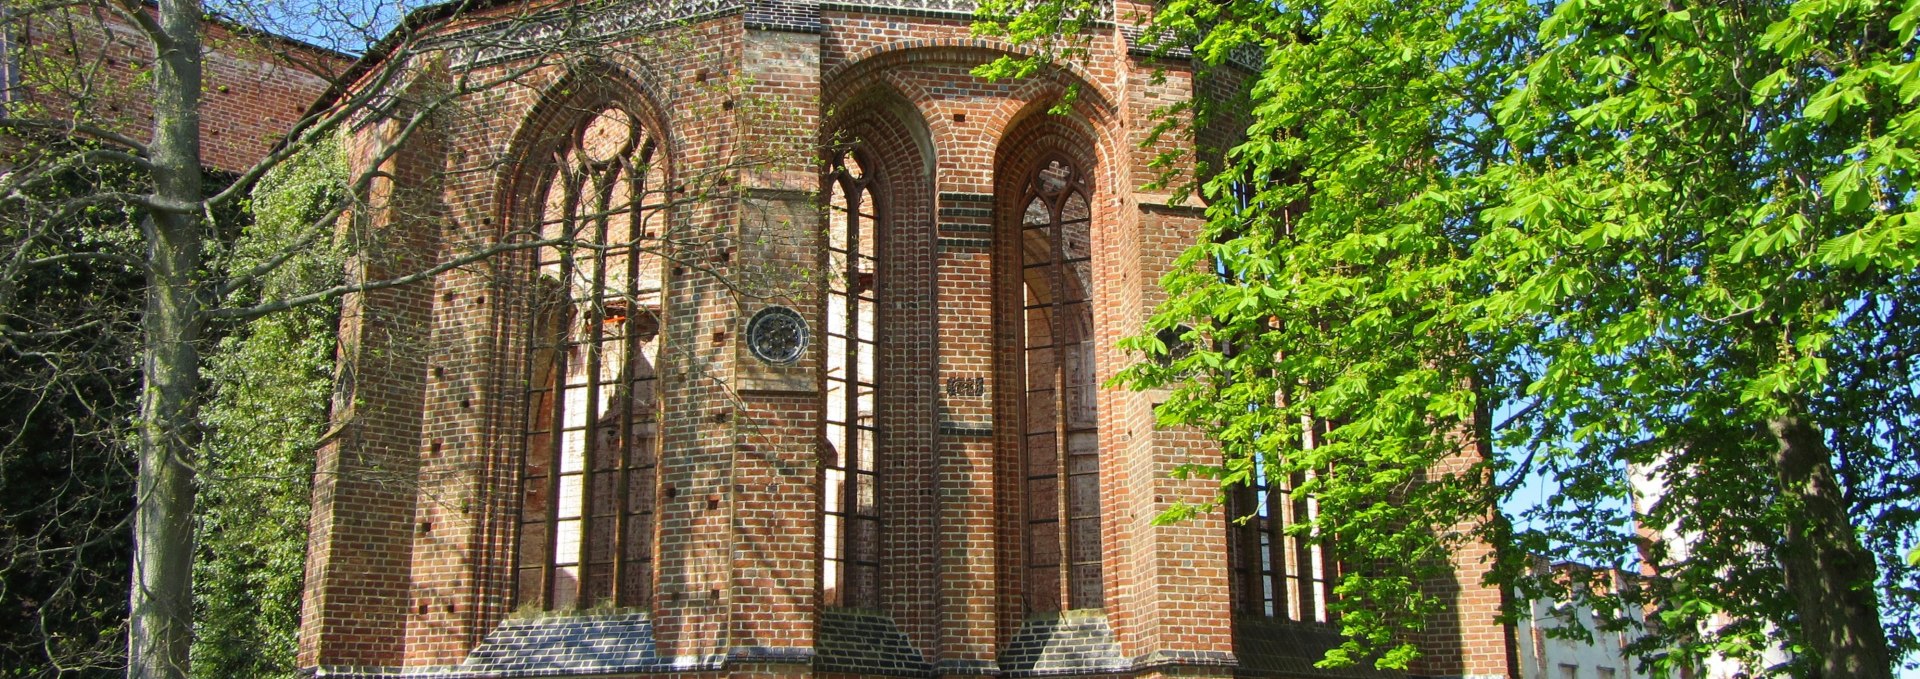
[871,72,958,165]
[987,91,1120,189]
[469,58,681,636]
[824,45,1122,213]
[817,83,944,654]
[821,40,1119,130]
[992,109,1114,637]
[495,61,677,236]
[825,84,936,201]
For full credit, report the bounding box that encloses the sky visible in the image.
[210,0,421,56]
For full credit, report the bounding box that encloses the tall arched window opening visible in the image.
[1019,157,1101,612]
[1217,173,1334,622]
[517,104,669,612]
[822,149,882,609]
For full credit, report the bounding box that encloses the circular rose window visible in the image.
[746,305,808,365]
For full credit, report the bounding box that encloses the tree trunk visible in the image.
[1769,408,1891,679]
[128,0,204,677]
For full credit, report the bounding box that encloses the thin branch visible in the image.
[207,24,549,210]
[17,191,162,224]
[0,117,151,156]
[99,0,167,51]
[206,236,563,321]
[200,31,427,208]
[26,251,140,268]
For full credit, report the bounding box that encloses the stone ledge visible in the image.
[306,612,728,678]
[1233,616,1405,679]
[999,612,1130,678]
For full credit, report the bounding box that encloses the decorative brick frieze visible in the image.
[937,423,995,438]
[746,0,824,33]
[936,206,993,219]
[1115,24,1264,72]
[443,0,746,69]
[936,237,992,251]
[937,222,991,235]
[819,0,1112,22]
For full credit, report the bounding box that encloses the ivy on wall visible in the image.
[191,138,346,679]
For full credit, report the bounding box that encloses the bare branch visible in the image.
[27,251,140,268]
[99,0,168,49]
[206,235,561,321]
[0,116,151,156]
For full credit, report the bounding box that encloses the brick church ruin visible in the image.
[296,0,1518,676]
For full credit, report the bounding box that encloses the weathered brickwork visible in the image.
[300,1,1518,678]
[1,7,347,173]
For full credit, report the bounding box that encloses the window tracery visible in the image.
[1230,455,1334,622]
[1019,157,1102,612]
[822,149,882,609]
[517,104,668,611]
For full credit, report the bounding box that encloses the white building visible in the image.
[1515,562,1648,679]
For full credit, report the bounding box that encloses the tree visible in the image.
[977,0,1918,675]
[0,0,783,676]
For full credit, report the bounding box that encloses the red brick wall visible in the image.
[1408,450,1519,679]
[298,103,442,667]
[6,6,345,173]
[825,87,942,657]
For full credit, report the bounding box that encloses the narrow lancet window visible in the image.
[1220,172,1333,623]
[518,104,668,611]
[1020,158,1101,612]
[822,150,882,609]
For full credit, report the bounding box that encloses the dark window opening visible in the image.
[1217,166,1334,622]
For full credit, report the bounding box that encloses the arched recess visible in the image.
[820,142,884,609]
[815,84,938,632]
[821,43,1121,164]
[992,109,1113,622]
[1214,176,1334,624]
[492,63,678,614]
[821,41,1120,122]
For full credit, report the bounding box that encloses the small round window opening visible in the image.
[747,305,809,365]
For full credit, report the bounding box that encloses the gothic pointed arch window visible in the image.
[1217,171,1335,622]
[1019,157,1102,612]
[821,148,882,609]
[517,103,669,611]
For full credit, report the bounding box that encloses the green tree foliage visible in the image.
[189,140,345,679]
[0,135,333,678]
[977,0,1918,675]
[0,126,340,679]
